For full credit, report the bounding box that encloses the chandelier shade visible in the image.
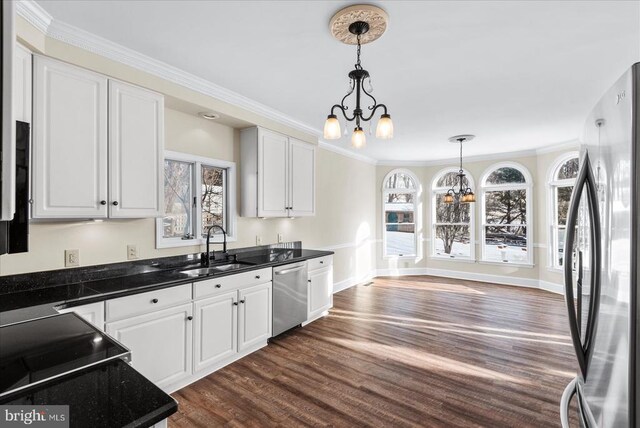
[323,114,342,140]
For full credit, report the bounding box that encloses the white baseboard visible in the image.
[333,270,376,293]
[333,267,564,296]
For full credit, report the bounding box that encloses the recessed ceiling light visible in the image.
[198,112,220,120]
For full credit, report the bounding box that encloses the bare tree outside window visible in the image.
[201,166,225,237]
[384,171,418,256]
[163,160,193,239]
[551,156,580,267]
[433,171,472,258]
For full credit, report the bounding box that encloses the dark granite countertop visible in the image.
[0,358,177,428]
[0,244,333,325]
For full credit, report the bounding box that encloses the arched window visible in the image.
[548,152,580,269]
[480,162,533,264]
[431,168,475,260]
[382,169,420,257]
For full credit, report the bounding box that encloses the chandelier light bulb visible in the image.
[323,115,342,140]
[376,114,394,139]
[351,127,367,149]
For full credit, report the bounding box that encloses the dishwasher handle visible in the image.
[274,266,306,275]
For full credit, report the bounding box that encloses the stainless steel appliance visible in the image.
[560,62,640,427]
[272,261,308,336]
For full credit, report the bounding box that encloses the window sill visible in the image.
[383,255,419,260]
[478,260,535,269]
[429,256,476,264]
[546,266,564,273]
[156,235,237,250]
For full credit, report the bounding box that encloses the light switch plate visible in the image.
[256,236,262,246]
[277,233,283,243]
[65,249,80,267]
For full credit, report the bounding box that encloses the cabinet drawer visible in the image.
[106,284,192,322]
[194,267,272,299]
[307,256,332,272]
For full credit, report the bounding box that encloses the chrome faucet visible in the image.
[201,224,227,266]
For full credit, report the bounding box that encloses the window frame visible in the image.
[156,150,237,249]
[381,168,421,259]
[547,151,579,271]
[479,161,533,266]
[430,167,476,261]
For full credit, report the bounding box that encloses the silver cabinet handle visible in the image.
[560,378,577,428]
[275,266,306,275]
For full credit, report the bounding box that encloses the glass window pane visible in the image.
[385,172,415,190]
[485,190,527,224]
[163,160,193,239]
[435,194,471,223]
[201,165,226,237]
[385,192,415,224]
[557,158,580,180]
[436,171,469,189]
[484,226,528,262]
[557,186,573,226]
[556,226,566,267]
[486,167,526,185]
[385,223,416,256]
[434,226,471,258]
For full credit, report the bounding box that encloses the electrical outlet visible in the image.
[277,233,283,243]
[256,236,262,246]
[127,244,138,260]
[65,249,80,267]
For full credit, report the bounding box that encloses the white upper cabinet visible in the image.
[32,56,164,219]
[33,56,109,218]
[108,80,164,218]
[240,127,316,218]
[289,138,316,216]
[13,44,32,124]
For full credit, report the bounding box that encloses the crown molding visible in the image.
[376,147,540,167]
[535,138,580,155]
[318,141,378,165]
[16,0,321,138]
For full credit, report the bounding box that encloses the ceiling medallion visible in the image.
[443,135,476,204]
[324,4,393,149]
[329,4,389,45]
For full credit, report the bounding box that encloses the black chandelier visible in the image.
[323,21,393,148]
[443,135,476,204]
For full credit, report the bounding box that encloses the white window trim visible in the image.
[156,150,237,249]
[381,168,422,259]
[429,166,476,261]
[546,151,579,271]
[479,161,534,265]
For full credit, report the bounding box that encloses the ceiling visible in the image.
[35,0,640,162]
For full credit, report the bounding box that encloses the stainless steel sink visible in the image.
[180,263,251,276]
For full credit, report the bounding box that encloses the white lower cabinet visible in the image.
[238,282,272,351]
[106,303,193,389]
[307,257,334,322]
[57,301,105,331]
[193,291,238,372]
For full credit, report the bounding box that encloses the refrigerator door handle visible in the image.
[560,377,577,428]
[563,152,602,380]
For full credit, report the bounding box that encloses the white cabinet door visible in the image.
[58,302,105,331]
[308,266,333,320]
[32,56,108,218]
[193,291,238,372]
[258,129,288,217]
[288,139,315,217]
[108,80,164,218]
[13,44,31,124]
[238,282,272,351]
[106,303,193,389]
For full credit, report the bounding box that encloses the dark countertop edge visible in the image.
[1,250,334,324]
[127,401,178,428]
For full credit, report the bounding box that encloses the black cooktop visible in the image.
[0,313,129,397]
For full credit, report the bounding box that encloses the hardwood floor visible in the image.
[170,276,577,427]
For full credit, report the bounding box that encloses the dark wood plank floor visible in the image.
[170,276,578,427]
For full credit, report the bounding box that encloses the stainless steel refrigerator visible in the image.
[560,62,640,427]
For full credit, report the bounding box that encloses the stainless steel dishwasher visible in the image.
[272,261,308,337]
